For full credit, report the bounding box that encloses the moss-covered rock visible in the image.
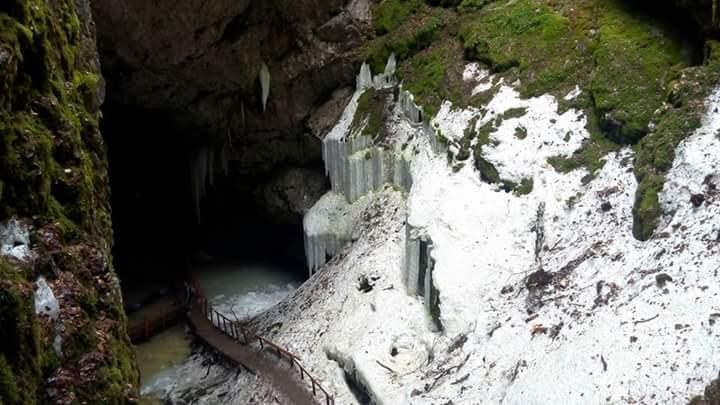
[632,41,720,240]
[373,0,425,35]
[0,0,138,403]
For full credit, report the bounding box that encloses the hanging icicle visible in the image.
[259,63,271,112]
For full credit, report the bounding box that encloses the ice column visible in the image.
[304,54,423,273]
[303,193,357,275]
[404,226,441,330]
[399,88,424,124]
[357,63,373,90]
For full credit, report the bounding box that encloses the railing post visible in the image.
[312,379,316,396]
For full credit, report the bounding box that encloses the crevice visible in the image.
[325,352,375,405]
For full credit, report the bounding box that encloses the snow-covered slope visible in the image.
[250,65,720,404]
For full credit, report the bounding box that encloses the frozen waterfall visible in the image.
[303,54,444,275]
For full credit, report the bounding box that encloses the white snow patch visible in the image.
[564,85,582,101]
[277,63,720,404]
[35,277,62,355]
[0,218,31,261]
[482,86,587,182]
[35,276,59,320]
[463,62,493,95]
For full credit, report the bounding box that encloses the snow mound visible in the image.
[259,66,720,405]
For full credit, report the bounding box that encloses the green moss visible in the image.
[352,88,388,139]
[458,0,492,13]
[514,125,528,139]
[548,133,620,177]
[366,14,444,74]
[0,1,138,402]
[590,0,689,144]
[458,0,590,98]
[515,177,534,195]
[502,107,528,120]
[373,0,424,35]
[0,259,40,405]
[631,52,720,240]
[400,37,466,117]
[0,354,19,404]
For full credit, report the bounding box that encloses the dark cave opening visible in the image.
[101,101,311,312]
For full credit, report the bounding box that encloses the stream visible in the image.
[135,259,303,402]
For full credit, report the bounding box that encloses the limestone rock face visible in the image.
[0,0,138,402]
[259,168,329,224]
[91,0,371,177]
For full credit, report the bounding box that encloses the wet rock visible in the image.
[307,87,354,138]
[655,273,673,287]
[691,193,705,207]
[259,167,329,223]
[526,269,553,289]
[500,285,514,294]
[357,275,373,293]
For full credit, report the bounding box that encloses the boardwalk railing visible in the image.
[195,296,335,405]
[128,302,184,343]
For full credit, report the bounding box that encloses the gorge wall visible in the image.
[0,0,137,403]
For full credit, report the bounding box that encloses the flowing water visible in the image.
[136,259,303,402]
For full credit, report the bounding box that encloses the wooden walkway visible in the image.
[187,303,321,404]
[127,277,335,404]
[127,297,184,343]
[185,278,335,405]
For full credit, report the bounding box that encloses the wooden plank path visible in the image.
[127,297,184,343]
[126,277,335,404]
[185,274,335,405]
[187,301,322,405]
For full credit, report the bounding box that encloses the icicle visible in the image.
[384,53,397,78]
[357,62,373,90]
[400,89,424,124]
[260,63,271,112]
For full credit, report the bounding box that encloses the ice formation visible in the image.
[304,54,454,273]
[0,217,31,261]
[34,277,62,355]
[189,145,229,222]
[278,62,720,404]
[403,226,440,329]
[259,62,270,112]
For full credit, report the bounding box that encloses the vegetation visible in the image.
[632,43,720,240]
[0,0,138,402]
[352,88,389,139]
[368,0,719,240]
[373,0,424,35]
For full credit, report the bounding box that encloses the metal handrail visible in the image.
[127,303,184,343]
[196,296,335,405]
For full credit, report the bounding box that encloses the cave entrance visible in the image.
[101,101,309,320]
[102,100,313,399]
